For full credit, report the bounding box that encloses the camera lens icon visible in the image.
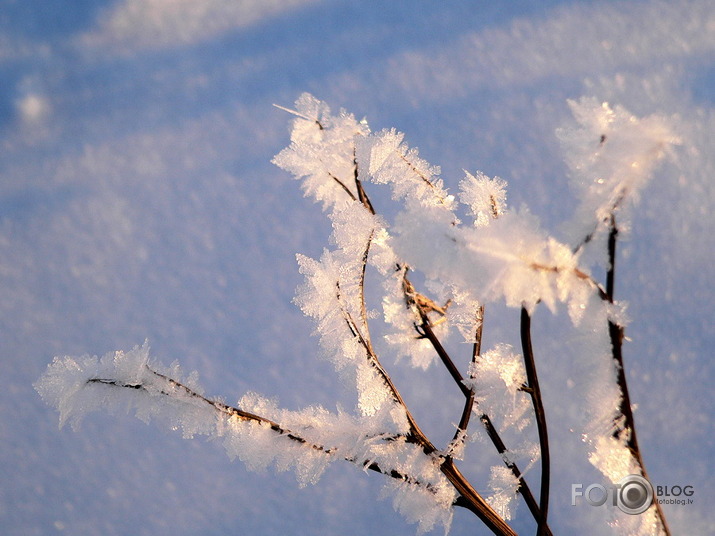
[617,474,653,515]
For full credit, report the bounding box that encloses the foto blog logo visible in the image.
[571,474,654,515]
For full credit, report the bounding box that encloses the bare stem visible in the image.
[453,305,484,439]
[606,215,671,535]
[464,306,551,535]
[415,312,470,398]
[406,283,551,533]
[520,307,551,536]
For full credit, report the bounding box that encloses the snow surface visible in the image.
[3,0,714,535]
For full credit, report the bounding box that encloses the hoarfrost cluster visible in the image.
[36,93,677,535]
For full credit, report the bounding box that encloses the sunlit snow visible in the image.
[4,1,714,535]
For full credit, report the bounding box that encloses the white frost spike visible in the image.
[383,479,455,535]
[466,344,530,434]
[35,342,152,429]
[558,97,679,243]
[356,128,456,210]
[381,270,449,370]
[377,439,457,535]
[329,202,391,269]
[485,465,520,521]
[443,429,468,461]
[587,435,638,484]
[459,171,508,227]
[355,361,393,417]
[436,284,483,344]
[273,93,370,210]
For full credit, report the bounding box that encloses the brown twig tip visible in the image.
[489,194,500,219]
[353,149,376,215]
[328,172,357,202]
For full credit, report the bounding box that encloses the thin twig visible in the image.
[400,272,468,397]
[89,373,331,453]
[415,313,470,398]
[336,224,514,533]
[572,187,628,255]
[93,365,516,532]
[528,261,608,301]
[358,231,375,353]
[335,278,434,454]
[328,172,358,202]
[327,194,434,453]
[354,149,376,215]
[275,103,377,210]
[453,305,484,440]
[606,215,671,535]
[520,307,550,536]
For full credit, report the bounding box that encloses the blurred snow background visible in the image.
[1,0,713,534]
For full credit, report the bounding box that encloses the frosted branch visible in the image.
[36,94,677,536]
[35,344,462,523]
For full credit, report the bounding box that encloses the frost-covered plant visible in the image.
[36,94,677,535]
